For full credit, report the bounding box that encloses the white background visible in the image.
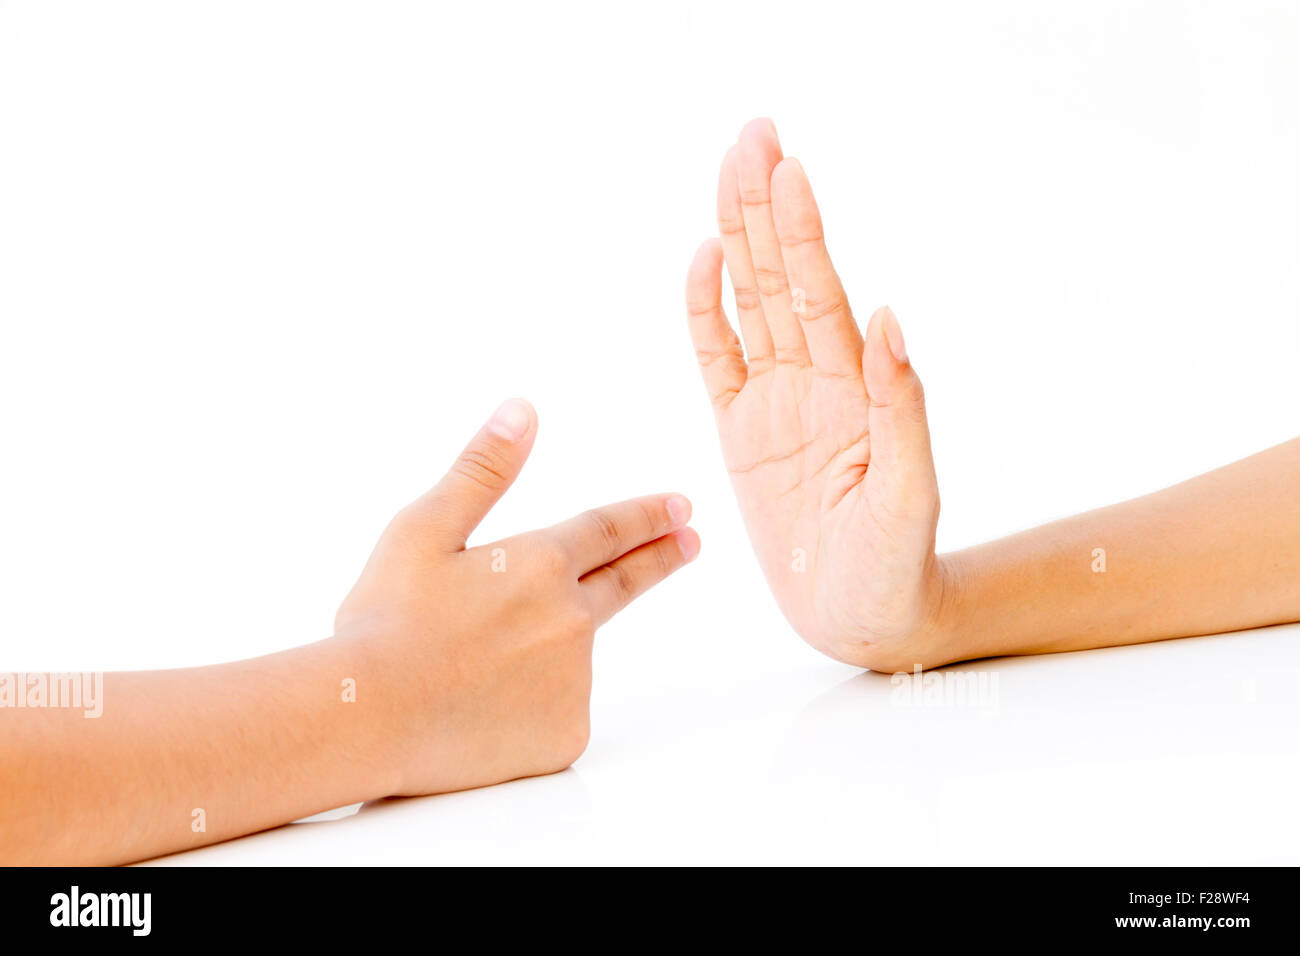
[2,0,1297,864]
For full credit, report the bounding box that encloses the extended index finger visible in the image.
[582,528,700,626]
[548,493,692,574]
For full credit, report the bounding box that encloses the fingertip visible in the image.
[486,397,536,442]
[772,155,806,186]
[674,527,701,562]
[862,307,893,383]
[864,307,924,414]
[865,306,894,346]
[771,157,821,236]
[861,306,932,478]
[718,144,739,185]
[740,116,780,148]
[865,305,888,338]
[432,397,536,547]
[880,306,908,364]
[686,240,723,303]
[738,117,783,177]
[692,237,723,268]
[665,493,692,527]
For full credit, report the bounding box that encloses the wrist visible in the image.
[925,546,1028,668]
[319,632,407,801]
[908,552,977,669]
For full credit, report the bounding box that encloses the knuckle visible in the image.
[653,539,676,579]
[801,294,849,324]
[608,559,637,601]
[900,377,928,421]
[695,343,743,368]
[716,213,746,236]
[636,498,661,535]
[582,508,623,555]
[686,300,721,320]
[874,374,927,420]
[709,384,743,409]
[776,227,824,248]
[452,445,512,491]
[753,267,789,297]
[773,345,810,368]
[732,285,762,313]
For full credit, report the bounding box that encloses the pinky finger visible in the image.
[686,239,747,410]
[581,529,701,627]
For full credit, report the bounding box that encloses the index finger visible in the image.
[582,528,700,626]
[549,493,692,574]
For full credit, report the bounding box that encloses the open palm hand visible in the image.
[685,119,949,671]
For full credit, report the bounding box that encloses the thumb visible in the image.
[421,397,537,549]
[862,307,938,506]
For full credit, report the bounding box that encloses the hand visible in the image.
[333,398,699,794]
[685,118,948,671]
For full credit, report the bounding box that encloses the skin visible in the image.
[0,398,699,864]
[687,117,1300,672]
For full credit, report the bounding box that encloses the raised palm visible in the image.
[685,119,945,670]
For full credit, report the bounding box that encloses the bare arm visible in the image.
[1,640,394,865]
[685,117,1299,672]
[932,438,1300,666]
[0,399,699,864]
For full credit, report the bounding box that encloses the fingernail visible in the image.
[765,117,780,146]
[486,398,531,441]
[674,528,701,562]
[881,306,908,364]
[665,494,692,527]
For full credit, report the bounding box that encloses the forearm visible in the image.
[0,636,396,865]
[934,438,1300,665]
